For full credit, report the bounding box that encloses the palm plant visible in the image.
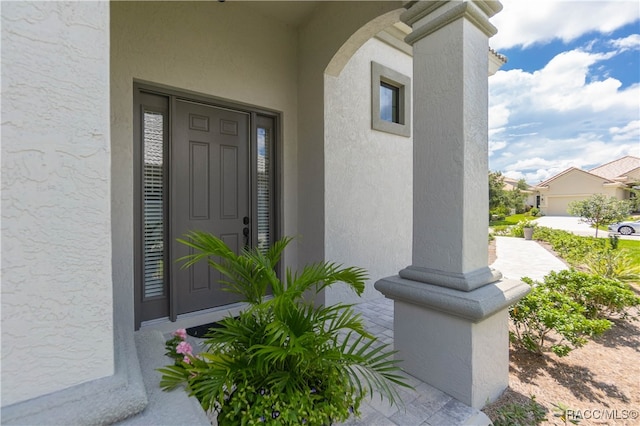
[584,248,640,283]
[159,231,410,425]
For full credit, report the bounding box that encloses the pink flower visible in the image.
[183,355,191,364]
[173,329,187,340]
[176,341,193,355]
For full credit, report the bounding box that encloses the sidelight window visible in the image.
[257,123,273,254]
[142,111,166,299]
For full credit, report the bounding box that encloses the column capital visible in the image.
[402,1,501,45]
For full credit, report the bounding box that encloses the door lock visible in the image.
[242,217,251,250]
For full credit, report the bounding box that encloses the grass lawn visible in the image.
[489,213,531,227]
[618,239,640,264]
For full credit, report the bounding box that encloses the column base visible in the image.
[374,275,530,408]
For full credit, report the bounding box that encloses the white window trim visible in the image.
[371,61,411,137]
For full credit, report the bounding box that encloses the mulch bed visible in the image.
[484,239,640,425]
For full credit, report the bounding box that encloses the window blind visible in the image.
[257,127,271,254]
[143,111,165,299]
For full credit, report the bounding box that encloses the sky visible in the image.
[488,0,640,184]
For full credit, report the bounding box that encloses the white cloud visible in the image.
[493,134,640,184]
[490,47,639,141]
[489,103,510,130]
[488,2,640,185]
[504,157,557,171]
[489,140,507,156]
[608,33,640,50]
[491,0,640,50]
[610,120,640,141]
[527,169,566,184]
[503,170,525,180]
[526,49,625,112]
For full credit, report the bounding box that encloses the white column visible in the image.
[375,0,530,408]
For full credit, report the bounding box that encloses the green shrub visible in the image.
[507,219,536,238]
[552,402,581,425]
[492,395,547,426]
[532,227,606,266]
[532,227,640,283]
[159,233,411,425]
[584,248,640,284]
[543,269,640,319]
[492,225,511,236]
[490,212,506,221]
[510,222,525,238]
[490,206,511,222]
[510,276,611,356]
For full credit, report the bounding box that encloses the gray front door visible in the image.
[171,99,250,315]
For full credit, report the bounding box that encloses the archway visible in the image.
[323,12,413,305]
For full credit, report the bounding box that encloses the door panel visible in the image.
[171,100,250,315]
[135,86,279,329]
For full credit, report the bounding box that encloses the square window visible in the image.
[371,62,411,137]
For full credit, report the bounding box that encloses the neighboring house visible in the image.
[2,1,529,424]
[590,155,640,192]
[502,176,536,209]
[534,156,640,216]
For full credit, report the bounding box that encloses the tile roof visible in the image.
[535,156,640,188]
[489,47,507,64]
[588,156,640,180]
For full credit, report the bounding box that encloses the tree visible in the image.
[489,172,528,216]
[624,186,640,212]
[516,178,529,191]
[507,185,527,214]
[489,171,507,210]
[567,194,632,237]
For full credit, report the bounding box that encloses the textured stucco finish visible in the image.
[297,2,404,306]
[325,37,412,305]
[394,300,510,408]
[375,275,529,322]
[1,1,114,406]
[409,16,491,277]
[375,0,528,410]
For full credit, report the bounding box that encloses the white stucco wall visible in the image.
[296,3,404,292]
[1,1,113,406]
[110,2,300,327]
[324,37,412,305]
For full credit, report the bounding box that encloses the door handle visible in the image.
[242,216,250,250]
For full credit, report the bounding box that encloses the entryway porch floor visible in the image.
[123,297,491,426]
[337,297,492,426]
